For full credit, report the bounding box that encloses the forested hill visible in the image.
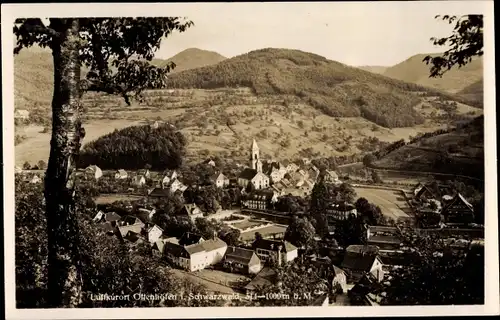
[77,123,187,170]
[165,48,473,128]
[383,53,483,94]
[457,79,484,108]
[151,48,227,73]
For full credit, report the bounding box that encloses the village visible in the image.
[16,134,484,306]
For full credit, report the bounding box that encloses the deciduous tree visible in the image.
[14,17,193,307]
[423,15,483,77]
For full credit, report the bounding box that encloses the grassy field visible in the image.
[353,187,413,220]
[15,86,482,166]
[231,220,267,231]
[239,225,287,242]
[95,193,145,205]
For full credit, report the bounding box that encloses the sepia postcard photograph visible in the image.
[2,1,498,319]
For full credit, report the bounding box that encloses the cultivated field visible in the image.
[353,187,413,221]
[14,87,482,166]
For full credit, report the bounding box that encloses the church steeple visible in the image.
[251,139,260,171]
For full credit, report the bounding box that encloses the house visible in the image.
[169,178,187,193]
[165,238,228,272]
[136,207,156,222]
[132,175,146,187]
[27,174,42,184]
[160,171,178,188]
[212,172,230,188]
[262,161,287,183]
[164,242,191,269]
[305,165,320,182]
[93,210,105,222]
[223,246,263,275]
[151,121,160,129]
[331,265,348,293]
[341,245,384,282]
[325,203,357,222]
[15,166,23,174]
[104,212,122,224]
[286,163,299,174]
[148,187,170,198]
[179,232,205,246]
[177,203,204,221]
[115,169,128,180]
[441,193,475,225]
[15,109,30,120]
[241,190,277,210]
[243,267,277,294]
[324,170,339,184]
[366,226,402,251]
[152,239,166,258]
[143,224,164,243]
[207,159,216,167]
[252,239,298,266]
[414,183,440,201]
[137,169,151,179]
[85,165,103,180]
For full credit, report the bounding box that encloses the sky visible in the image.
[4,1,490,67]
[147,1,489,66]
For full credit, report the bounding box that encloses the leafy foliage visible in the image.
[78,123,186,170]
[284,216,316,249]
[15,178,220,307]
[355,197,387,226]
[423,15,483,78]
[380,231,484,305]
[14,18,194,104]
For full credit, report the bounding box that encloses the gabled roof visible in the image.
[137,169,150,175]
[118,224,144,238]
[153,239,166,253]
[182,203,203,215]
[253,239,297,253]
[179,232,204,246]
[104,212,121,222]
[225,247,259,265]
[185,238,227,255]
[121,215,143,226]
[441,193,475,213]
[244,267,277,291]
[212,172,227,181]
[239,168,257,180]
[164,241,189,258]
[341,251,381,272]
[116,169,127,175]
[86,165,101,172]
[332,265,346,277]
[148,188,170,197]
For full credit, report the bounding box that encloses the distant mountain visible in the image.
[356,66,388,74]
[14,49,54,109]
[383,53,483,94]
[457,79,483,107]
[166,47,472,128]
[13,47,226,110]
[152,48,226,73]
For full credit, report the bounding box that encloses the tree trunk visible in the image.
[44,18,84,308]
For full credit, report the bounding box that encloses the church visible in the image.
[238,139,270,190]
